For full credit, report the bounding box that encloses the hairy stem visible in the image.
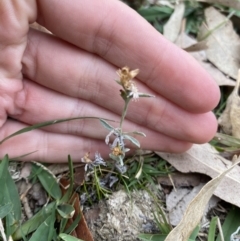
[120,98,131,129]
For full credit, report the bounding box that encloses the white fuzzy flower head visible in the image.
[127,82,139,101]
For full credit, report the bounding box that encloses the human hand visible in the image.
[0,0,220,162]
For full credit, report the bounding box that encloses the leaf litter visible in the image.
[198,6,240,79]
[219,70,240,137]
[163,158,240,241]
[3,1,240,241]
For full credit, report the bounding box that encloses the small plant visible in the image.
[0,66,157,240]
[81,66,154,172]
[79,67,155,203]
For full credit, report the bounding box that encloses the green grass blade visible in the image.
[214,133,240,148]
[59,233,84,241]
[189,225,200,240]
[64,215,81,235]
[198,10,235,41]
[138,6,173,22]
[31,162,62,200]
[138,233,167,241]
[9,151,38,161]
[60,155,74,204]
[60,218,69,234]
[216,206,240,241]
[0,117,114,145]
[208,217,218,241]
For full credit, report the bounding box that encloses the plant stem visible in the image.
[120,98,131,129]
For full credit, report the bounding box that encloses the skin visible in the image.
[0,0,220,162]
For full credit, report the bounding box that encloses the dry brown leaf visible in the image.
[183,39,208,52]
[156,143,240,207]
[60,179,94,241]
[199,61,236,86]
[197,0,240,11]
[158,172,206,187]
[166,184,219,226]
[219,69,240,137]
[163,3,185,42]
[73,166,85,186]
[176,33,236,86]
[198,7,240,79]
[176,33,207,61]
[164,157,240,241]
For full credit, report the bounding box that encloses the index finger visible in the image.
[36,0,220,113]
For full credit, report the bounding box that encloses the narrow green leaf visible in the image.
[100,119,115,131]
[10,151,38,161]
[152,210,171,234]
[12,202,56,240]
[60,155,74,203]
[57,204,75,219]
[0,117,114,145]
[216,206,240,241]
[123,134,140,148]
[31,162,62,200]
[29,211,56,241]
[213,133,240,148]
[64,215,81,234]
[142,164,165,175]
[130,131,146,137]
[189,225,200,240]
[138,233,167,241]
[138,93,155,98]
[0,203,12,219]
[138,5,173,22]
[207,217,218,241]
[59,233,84,241]
[60,218,69,234]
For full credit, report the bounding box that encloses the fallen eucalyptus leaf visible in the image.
[156,143,240,207]
[157,172,204,188]
[199,61,236,87]
[176,33,207,61]
[218,69,240,137]
[197,0,240,11]
[164,156,240,241]
[183,40,208,52]
[166,184,219,226]
[198,7,240,79]
[176,33,235,86]
[163,3,185,42]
